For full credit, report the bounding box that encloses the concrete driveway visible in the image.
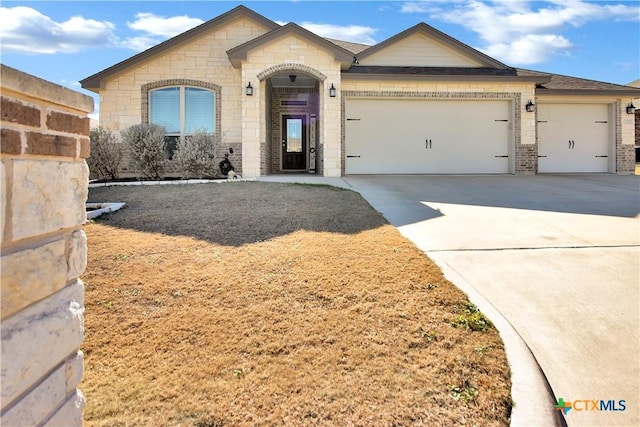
[344,174,639,427]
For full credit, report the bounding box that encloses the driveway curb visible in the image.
[425,251,565,427]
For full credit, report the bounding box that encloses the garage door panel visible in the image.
[345,99,510,174]
[538,104,610,173]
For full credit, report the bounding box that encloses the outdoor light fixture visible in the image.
[329,83,337,98]
[525,100,535,112]
[289,74,297,83]
[246,82,253,96]
[626,102,636,114]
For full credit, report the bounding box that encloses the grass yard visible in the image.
[82,182,511,426]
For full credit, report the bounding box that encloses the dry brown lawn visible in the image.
[82,182,511,426]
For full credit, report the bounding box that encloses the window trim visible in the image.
[141,79,221,143]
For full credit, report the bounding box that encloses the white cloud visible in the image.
[0,7,206,54]
[401,1,466,14]
[127,12,204,38]
[120,35,159,52]
[0,6,116,54]
[400,0,640,65]
[121,12,204,52]
[277,20,376,45]
[299,23,377,45]
[481,34,573,65]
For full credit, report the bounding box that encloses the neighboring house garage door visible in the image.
[537,103,611,173]
[345,99,511,174]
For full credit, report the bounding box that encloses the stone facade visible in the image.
[1,64,92,426]
[241,34,343,177]
[97,16,272,178]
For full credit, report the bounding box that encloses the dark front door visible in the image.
[282,115,306,170]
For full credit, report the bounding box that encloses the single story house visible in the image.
[81,5,640,177]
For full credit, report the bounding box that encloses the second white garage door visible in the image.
[537,103,611,173]
[345,99,511,174]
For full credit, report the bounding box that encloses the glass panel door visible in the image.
[282,115,306,170]
[286,118,303,152]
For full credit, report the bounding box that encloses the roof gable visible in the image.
[357,23,509,69]
[227,23,355,68]
[81,6,279,91]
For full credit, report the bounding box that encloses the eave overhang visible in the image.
[535,88,640,97]
[341,66,551,84]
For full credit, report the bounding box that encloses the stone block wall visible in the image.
[1,64,92,426]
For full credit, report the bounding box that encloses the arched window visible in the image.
[148,85,216,156]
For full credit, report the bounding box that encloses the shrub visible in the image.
[450,301,492,332]
[122,124,166,179]
[173,130,218,178]
[87,127,122,180]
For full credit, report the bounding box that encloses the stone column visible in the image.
[1,64,93,426]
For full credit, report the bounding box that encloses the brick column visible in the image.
[1,65,92,426]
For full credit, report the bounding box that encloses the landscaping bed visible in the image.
[82,182,511,426]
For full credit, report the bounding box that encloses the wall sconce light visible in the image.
[626,102,636,114]
[289,75,296,83]
[329,83,337,98]
[246,82,253,96]
[525,100,535,112]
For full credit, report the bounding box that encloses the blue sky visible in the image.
[1,1,638,118]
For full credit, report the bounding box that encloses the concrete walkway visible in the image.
[343,174,639,427]
[260,174,639,426]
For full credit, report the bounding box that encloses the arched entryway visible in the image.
[258,64,326,175]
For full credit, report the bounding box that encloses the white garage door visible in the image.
[345,99,511,174]
[538,104,611,173]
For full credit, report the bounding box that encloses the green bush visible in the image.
[122,124,166,179]
[173,130,218,178]
[87,127,122,180]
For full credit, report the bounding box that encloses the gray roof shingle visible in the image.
[517,68,640,95]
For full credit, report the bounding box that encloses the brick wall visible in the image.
[1,64,92,426]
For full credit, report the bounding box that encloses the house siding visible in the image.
[87,6,638,177]
[358,32,483,67]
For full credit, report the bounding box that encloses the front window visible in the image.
[149,86,215,157]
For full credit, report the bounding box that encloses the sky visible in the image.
[1,0,639,118]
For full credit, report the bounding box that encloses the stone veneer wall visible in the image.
[1,65,92,426]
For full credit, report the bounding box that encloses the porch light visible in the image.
[525,100,535,112]
[246,82,253,96]
[329,83,337,98]
[626,102,636,114]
